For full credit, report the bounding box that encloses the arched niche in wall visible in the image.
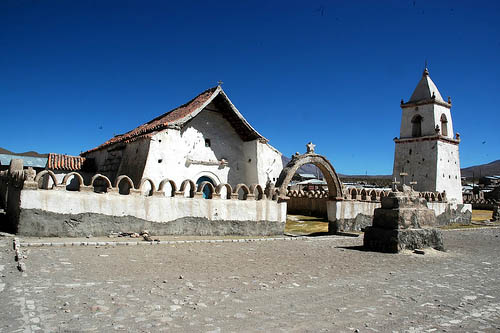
[411,114,423,137]
[440,114,448,137]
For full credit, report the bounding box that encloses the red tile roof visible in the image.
[47,153,86,171]
[82,86,219,155]
[81,86,265,156]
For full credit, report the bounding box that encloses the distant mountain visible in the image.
[282,155,500,181]
[461,160,500,178]
[281,156,322,177]
[281,155,391,179]
[0,147,47,158]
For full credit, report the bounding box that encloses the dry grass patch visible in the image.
[285,214,329,235]
[472,209,493,222]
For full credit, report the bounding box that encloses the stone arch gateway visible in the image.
[275,152,343,201]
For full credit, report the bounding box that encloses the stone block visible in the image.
[373,207,436,229]
[363,227,444,253]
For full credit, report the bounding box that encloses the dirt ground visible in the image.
[1,228,500,332]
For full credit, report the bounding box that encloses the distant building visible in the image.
[479,176,500,186]
[0,154,47,172]
[296,179,328,191]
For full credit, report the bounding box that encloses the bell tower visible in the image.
[393,67,463,203]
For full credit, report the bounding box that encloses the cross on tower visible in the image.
[399,172,408,185]
[392,177,400,192]
[217,80,224,86]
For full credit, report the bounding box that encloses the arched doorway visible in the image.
[196,176,215,198]
[275,146,344,235]
[275,153,343,201]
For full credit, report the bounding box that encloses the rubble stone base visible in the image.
[17,209,285,237]
[363,227,444,253]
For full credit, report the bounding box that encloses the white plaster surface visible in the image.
[427,202,472,216]
[326,200,470,222]
[326,201,381,222]
[399,105,454,139]
[20,190,287,224]
[140,107,282,189]
[85,102,282,190]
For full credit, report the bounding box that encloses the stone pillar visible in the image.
[363,185,444,253]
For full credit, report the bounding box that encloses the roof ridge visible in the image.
[82,86,220,155]
[140,86,219,128]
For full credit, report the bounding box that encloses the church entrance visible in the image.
[196,176,215,199]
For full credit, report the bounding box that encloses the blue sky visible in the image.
[1,0,498,175]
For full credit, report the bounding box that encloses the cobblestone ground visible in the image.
[0,228,499,332]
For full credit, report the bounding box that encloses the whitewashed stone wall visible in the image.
[20,189,286,225]
[394,100,462,203]
[393,140,439,193]
[327,199,471,232]
[140,108,282,188]
[399,104,454,139]
[84,101,283,191]
[435,141,462,203]
[256,140,282,185]
[10,168,287,237]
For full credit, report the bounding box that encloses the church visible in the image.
[81,85,283,192]
[393,67,463,203]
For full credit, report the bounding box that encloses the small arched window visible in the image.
[411,114,423,137]
[440,114,448,137]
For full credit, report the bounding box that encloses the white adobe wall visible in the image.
[399,104,454,139]
[116,139,151,186]
[435,141,463,203]
[393,140,438,192]
[327,200,471,225]
[327,200,381,221]
[433,104,454,138]
[19,189,287,224]
[395,101,461,203]
[256,141,283,185]
[400,104,435,138]
[43,171,77,190]
[86,106,283,190]
[142,109,277,188]
[427,201,471,216]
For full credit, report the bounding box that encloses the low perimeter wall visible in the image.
[327,200,472,232]
[18,189,286,237]
[0,164,287,237]
[287,196,328,218]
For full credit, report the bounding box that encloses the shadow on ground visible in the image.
[336,245,370,252]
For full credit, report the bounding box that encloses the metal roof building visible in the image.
[0,154,47,169]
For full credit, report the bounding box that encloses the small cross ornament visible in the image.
[399,172,408,185]
[392,177,400,192]
[409,180,417,190]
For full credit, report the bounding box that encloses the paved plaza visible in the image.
[1,228,499,332]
